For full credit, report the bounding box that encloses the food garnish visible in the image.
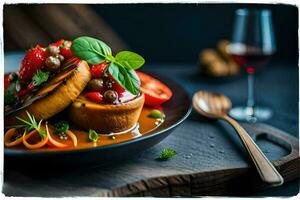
[4,111,48,149]
[47,123,77,148]
[65,130,78,147]
[149,109,165,119]
[4,111,77,149]
[19,45,47,82]
[53,39,65,47]
[85,92,103,103]
[15,111,47,138]
[137,71,172,106]
[60,40,74,59]
[46,124,69,148]
[55,121,70,133]
[45,56,61,71]
[158,148,177,161]
[71,36,145,95]
[90,62,109,78]
[103,90,118,104]
[87,78,104,92]
[32,70,50,86]
[4,128,23,147]
[88,129,99,143]
[22,128,49,149]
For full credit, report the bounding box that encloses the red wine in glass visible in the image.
[228,9,276,122]
[229,45,273,72]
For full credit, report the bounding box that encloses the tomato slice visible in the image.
[137,71,172,106]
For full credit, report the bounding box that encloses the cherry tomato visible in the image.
[90,62,109,78]
[137,71,172,106]
[53,39,64,47]
[60,48,73,59]
[60,41,74,59]
[85,92,103,103]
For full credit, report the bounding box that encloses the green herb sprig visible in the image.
[14,111,47,138]
[32,70,50,86]
[158,148,177,161]
[55,121,70,133]
[71,36,145,95]
[88,129,99,143]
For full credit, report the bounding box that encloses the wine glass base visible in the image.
[229,106,273,122]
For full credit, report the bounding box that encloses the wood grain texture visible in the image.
[3,121,299,197]
[3,6,51,49]
[4,4,127,52]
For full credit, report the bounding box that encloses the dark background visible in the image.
[91,4,298,64]
[4,3,299,65]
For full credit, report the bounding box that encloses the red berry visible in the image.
[90,62,109,78]
[85,92,103,103]
[4,73,11,89]
[19,46,47,82]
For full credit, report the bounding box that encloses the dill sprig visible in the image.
[14,111,47,138]
[158,148,177,161]
[32,70,50,86]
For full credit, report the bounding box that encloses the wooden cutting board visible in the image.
[3,117,299,197]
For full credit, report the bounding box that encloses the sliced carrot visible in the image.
[5,124,78,149]
[4,128,37,147]
[4,128,22,147]
[22,130,49,149]
[46,124,69,148]
[65,130,78,147]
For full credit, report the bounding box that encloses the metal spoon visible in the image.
[192,90,284,186]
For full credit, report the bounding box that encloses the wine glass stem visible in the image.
[246,67,255,118]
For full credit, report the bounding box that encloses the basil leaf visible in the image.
[71,36,112,65]
[108,62,140,95]
[115,51,145,70]
[88,129,99,142]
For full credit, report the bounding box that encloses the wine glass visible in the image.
[227,9,276,122]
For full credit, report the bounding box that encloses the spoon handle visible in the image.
[222,115,284,186]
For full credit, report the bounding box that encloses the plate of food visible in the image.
[4,36,191,167]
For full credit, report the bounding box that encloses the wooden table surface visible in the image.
[3,53,299,197]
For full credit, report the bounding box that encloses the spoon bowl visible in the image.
[192,91,232,118]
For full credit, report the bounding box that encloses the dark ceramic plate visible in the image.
[4,72,192,167]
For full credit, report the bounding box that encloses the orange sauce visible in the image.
[5,107,164,152]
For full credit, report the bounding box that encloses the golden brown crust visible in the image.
[68,93,145,133]
[5,61,91,126]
